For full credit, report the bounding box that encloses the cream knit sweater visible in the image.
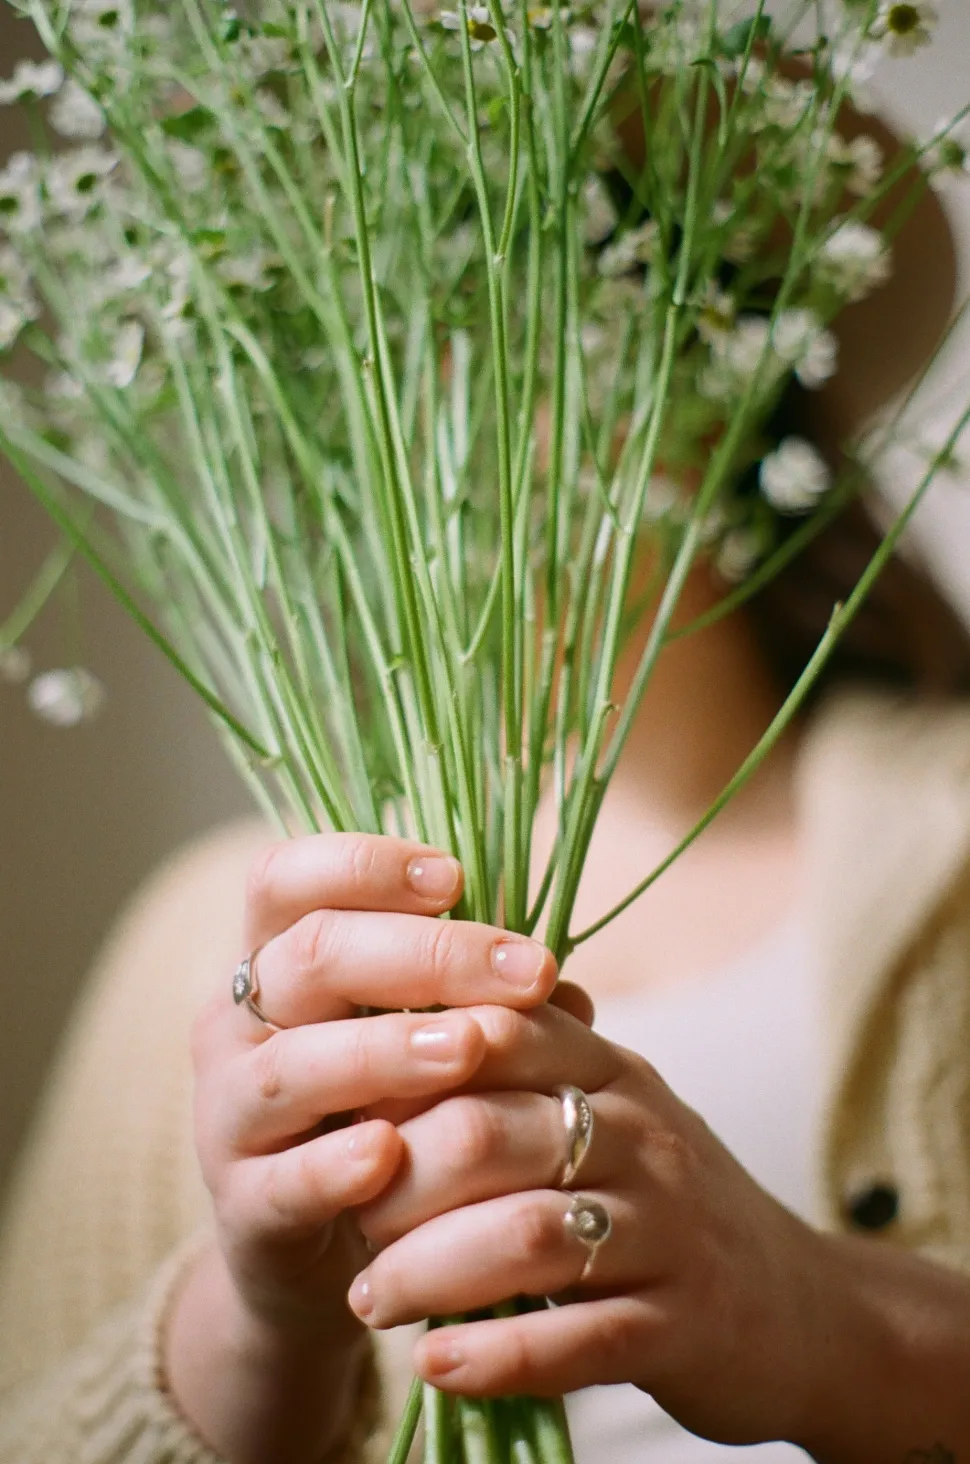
[1,687,970,1462]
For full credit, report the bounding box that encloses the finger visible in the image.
[247,911,557,1029]
[348,1189,641,1328]
[244,834,464,949]
[359,1087,635,1249]
[228,1119,403,1242]
[548,981,595,1029]
[460,1002,622,1095]
[413,1296,657,1398]
[220,1011,486,1155]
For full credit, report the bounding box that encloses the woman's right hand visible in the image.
[165,832,559,1464]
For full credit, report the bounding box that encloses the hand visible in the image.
[190,832,558,1341]
[347,1000,835,1450]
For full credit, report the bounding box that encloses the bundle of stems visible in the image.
[2,0,970,1457]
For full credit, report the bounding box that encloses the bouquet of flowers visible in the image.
[2,0,969,1458]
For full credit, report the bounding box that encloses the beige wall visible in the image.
[0,9,249,1197]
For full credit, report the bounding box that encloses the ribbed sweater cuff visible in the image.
[0,1237,224,1463]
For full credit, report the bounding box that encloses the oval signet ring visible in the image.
[554,1083,594,1188]
[562,1192,613,1280]
[232,948,284,1033]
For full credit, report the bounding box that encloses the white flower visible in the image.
[761,78,814,130]
[217,247,278,292]
[167,141,210,194]
[0,59,64,104]
[27,667,105,727]
[68,0,135,54]
[923,117,970,182]
[695,285,736,346]
[46,146,119,219]
[581,175,617,247]
[827,133,884,196]
[715,527,762,583]
[440,5,497,45]
[49,79,106,139]
[772,309,839,389]
[700,316,774,400]
[0,249,39,349]
[872,1,938,57]
[103,319,144,388]
[817,220,891,302]
[829,38,880,113]
[760,437,833,513]
[0,645,31,684]
[597,221,659,277]
[0,153,42,234]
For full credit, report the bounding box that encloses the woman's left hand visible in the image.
[348,997,837,1449]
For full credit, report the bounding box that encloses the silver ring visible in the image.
[562,1192,612,1280]
[554,1083,594,1188]
[232,948,284,1033]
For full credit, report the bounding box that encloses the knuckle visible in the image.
[423,918,459,992]
[445,1097,506,1170]
[342,833,382,890]
[505,1197,561,1269]
[244,839,288,917]
[474,1003,523,1056]
[251,1034,286,1105]
[644,1123,697,1192]
[290,908,336,981]
[594,1304,648,1371]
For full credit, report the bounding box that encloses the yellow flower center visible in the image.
[887,4,921,34]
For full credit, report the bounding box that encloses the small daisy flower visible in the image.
[772,309,839,389]
[597,221,659,277]
[760,437,833,513]
[872,1,938,58]
[0,246,39,351]
[27,667,105,727]
[103,319,144,388]
[440,5,497,45]
[715,526,762,583]
[0,153,42,235]
[46,147,119,220]
[695,285,736,346]
[827,133,884,196]
[0,645,32,685]
[817,220,892,302]
[49,79,106,140]
[761,78,814,130]
[580,175,617,247]
[923,117,970,181]
[0,60,64,105]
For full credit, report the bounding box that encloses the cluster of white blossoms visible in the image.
[0,0,962,629]
[0,645,104,727]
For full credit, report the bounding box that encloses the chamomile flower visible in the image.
[0,646,31,685]
[771,309,839,389]
[103,319,144,388]
[440,6,498,46]
[0,153,42,235]
[597,221,659,277]
[0,60,64,105]
[27,667,105,727]
[46,147,119,220]
[760,437,832,513]
[816,220,892,302]
[872,1,938,58]
[0,246,39,351]
[49,79,106,139]
[715,526,763,583]
[923,117,970,181]
[827,133,884,196]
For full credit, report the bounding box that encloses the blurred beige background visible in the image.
[1,2,970,1201]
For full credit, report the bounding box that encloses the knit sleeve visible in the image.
[0,1238,389,1464]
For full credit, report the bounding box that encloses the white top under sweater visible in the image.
[566,908,821,1462]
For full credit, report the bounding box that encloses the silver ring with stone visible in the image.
[562,1193,612,1280]
[232,948,284,1033]
[554,1083,594,1188]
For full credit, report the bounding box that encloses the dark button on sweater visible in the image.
[844,1181,900,1232]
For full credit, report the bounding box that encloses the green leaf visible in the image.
[720,15,772,58]
[160,106,215,142]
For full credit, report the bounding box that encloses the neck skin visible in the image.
[601,546,800,841]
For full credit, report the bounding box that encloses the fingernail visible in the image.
[348,1275,374,1319]
[425,1339,465,1377]
[491,938,546,991]
[411,1018,461,1062]
[406,855,462,902]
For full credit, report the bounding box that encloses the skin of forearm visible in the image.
[163,1242,370,1464]
[795,1232,970,1464]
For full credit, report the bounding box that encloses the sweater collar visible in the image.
[796,686,970,1089]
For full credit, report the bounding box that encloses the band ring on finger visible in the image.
[553,1083,594,1188]
[562,1192,613,1280]
[232,947,285,1033]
